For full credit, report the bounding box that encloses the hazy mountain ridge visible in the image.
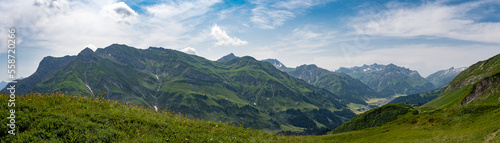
[286,64,381,103]
[260,59,381,104]
[336,63,437,97]
[426,67,467,88]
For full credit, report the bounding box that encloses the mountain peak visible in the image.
[262,58,287,69]
[426,66,468,88]
[77,47,100,63]
[337,63,435,97]
[217,53,239,62]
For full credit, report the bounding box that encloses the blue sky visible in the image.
[1,0,500,81]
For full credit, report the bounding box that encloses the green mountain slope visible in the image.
[331,104,415,134]
[336,63,437,97]
[286,64,380,104]
[0,93,319,142]
[321,104,500,142]
[422,53,500,109]
[2,56,75,94]
[389,88,441,107]
[16,44,356,134]
[260,59,380,103]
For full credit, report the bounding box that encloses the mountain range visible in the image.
[5,44,358,134]
[336,63,437,97]
[425,67,467,88]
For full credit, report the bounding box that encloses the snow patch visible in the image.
[154,106,158,112]
[86,84,94,96]
[155,75,159,80]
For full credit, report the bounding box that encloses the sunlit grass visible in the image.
[0,93,322,142]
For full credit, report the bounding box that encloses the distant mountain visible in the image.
[9,44,357,135]
[259,59,381,103]
[425,67,467,88]
[216,53,238,62]
[336,63,436,97]
[389,88,442,106]
[3,56,75,94]
[285,64,381,104]
[0,81,7,90]
[261,59,294,71]
[423,53,500,109]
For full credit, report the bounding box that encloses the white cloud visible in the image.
[180,47,197,55]
[352,0,500,43]
[0,0,221,54]
[0,0,222,78]
[101,2,138,24]
[250,7,295,29]
[269,25,337,56]
[250,0,334,29]
[210,24,248,46]
[146,0,220,20]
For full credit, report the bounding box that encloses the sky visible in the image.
[1,0,500,81]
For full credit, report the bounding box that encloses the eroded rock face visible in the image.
[460,73,500,106]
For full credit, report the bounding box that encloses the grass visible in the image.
[322,104,500,142]
[1,92,499,142]
[0,93,324,142]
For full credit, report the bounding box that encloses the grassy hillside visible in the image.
[323,53,500,142]
[389,88,441,107]
[331,104,415,134]
[0,93,322,142]
[323,104,500,142]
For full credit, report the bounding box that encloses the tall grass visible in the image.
[0,93,320,142]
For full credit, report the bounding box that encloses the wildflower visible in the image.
[137,130,140,133]
[185,138,188,141]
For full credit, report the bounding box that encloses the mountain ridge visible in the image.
[336,63,437,97]
[9,44,357,134]
[425,67,467,88]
